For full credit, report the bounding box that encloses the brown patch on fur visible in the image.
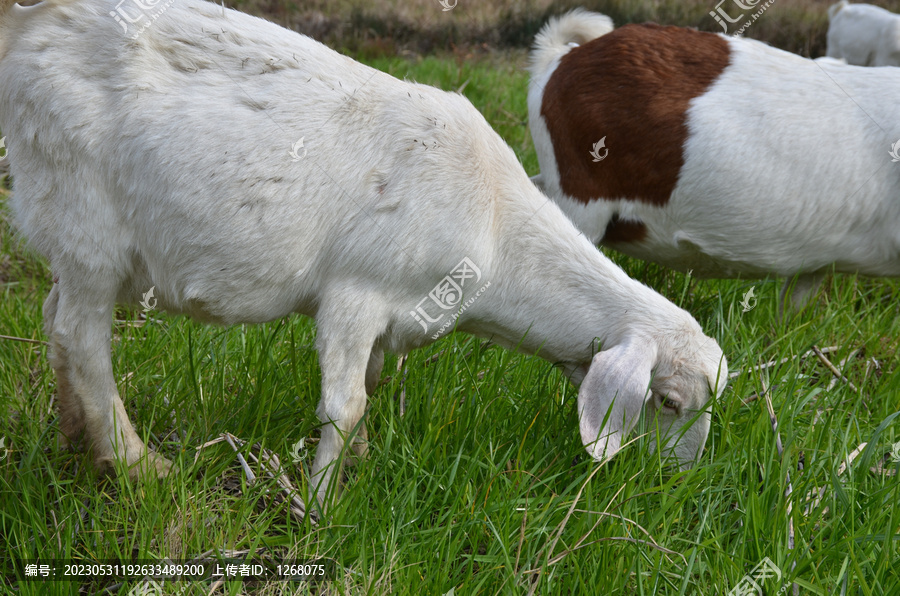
[540,23,730,206]
[603,215,647,243]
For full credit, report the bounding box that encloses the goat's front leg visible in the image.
[310,294,387,507]
[46,269,172,478]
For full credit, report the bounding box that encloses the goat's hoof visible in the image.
[57,432,83,452]
[130,451,175,479]
[348,441,369,463]
[95,450,173,480]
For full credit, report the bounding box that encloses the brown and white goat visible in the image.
[529,10,900,311]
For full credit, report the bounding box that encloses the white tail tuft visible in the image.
[529,9,614,80]
[828,0,849,20]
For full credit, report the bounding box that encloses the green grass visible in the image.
[226,0,900,58]
[2,48,900,596]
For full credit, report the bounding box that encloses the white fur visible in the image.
[827,1,900,67]
[528,8,614,82]
[529,11,900,310]
[813,56,848,66]
[0,0,726,505]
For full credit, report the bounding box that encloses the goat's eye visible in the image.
[657,395,679,411]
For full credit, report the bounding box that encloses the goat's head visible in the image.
[576,332,727,469]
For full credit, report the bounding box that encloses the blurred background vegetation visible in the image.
[223,0,900,59]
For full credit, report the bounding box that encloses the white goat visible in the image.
[0,0,726,506]
[529,10,900,312]
[827,1,900,67]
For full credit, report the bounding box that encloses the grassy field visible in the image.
[226,0,900,58]
[2,4,900,596]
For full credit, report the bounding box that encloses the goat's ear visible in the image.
[577,340,657,461]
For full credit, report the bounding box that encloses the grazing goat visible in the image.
[827,1,900,67]
[0,0,727,506]
[528,10,900,312]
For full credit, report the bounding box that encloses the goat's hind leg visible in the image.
[44,283,84,450]
[46,268,172,479]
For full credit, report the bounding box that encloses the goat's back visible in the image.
[0,0,525,331]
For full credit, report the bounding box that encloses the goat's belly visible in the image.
[121,249,318,326]
[602,233,769,278]
[140,285,314,326]
[604,222,900,279]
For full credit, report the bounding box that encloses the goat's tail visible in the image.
[828,0,849,20]
[529,9,614,80]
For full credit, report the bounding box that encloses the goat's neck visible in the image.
[462,189,682,367]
